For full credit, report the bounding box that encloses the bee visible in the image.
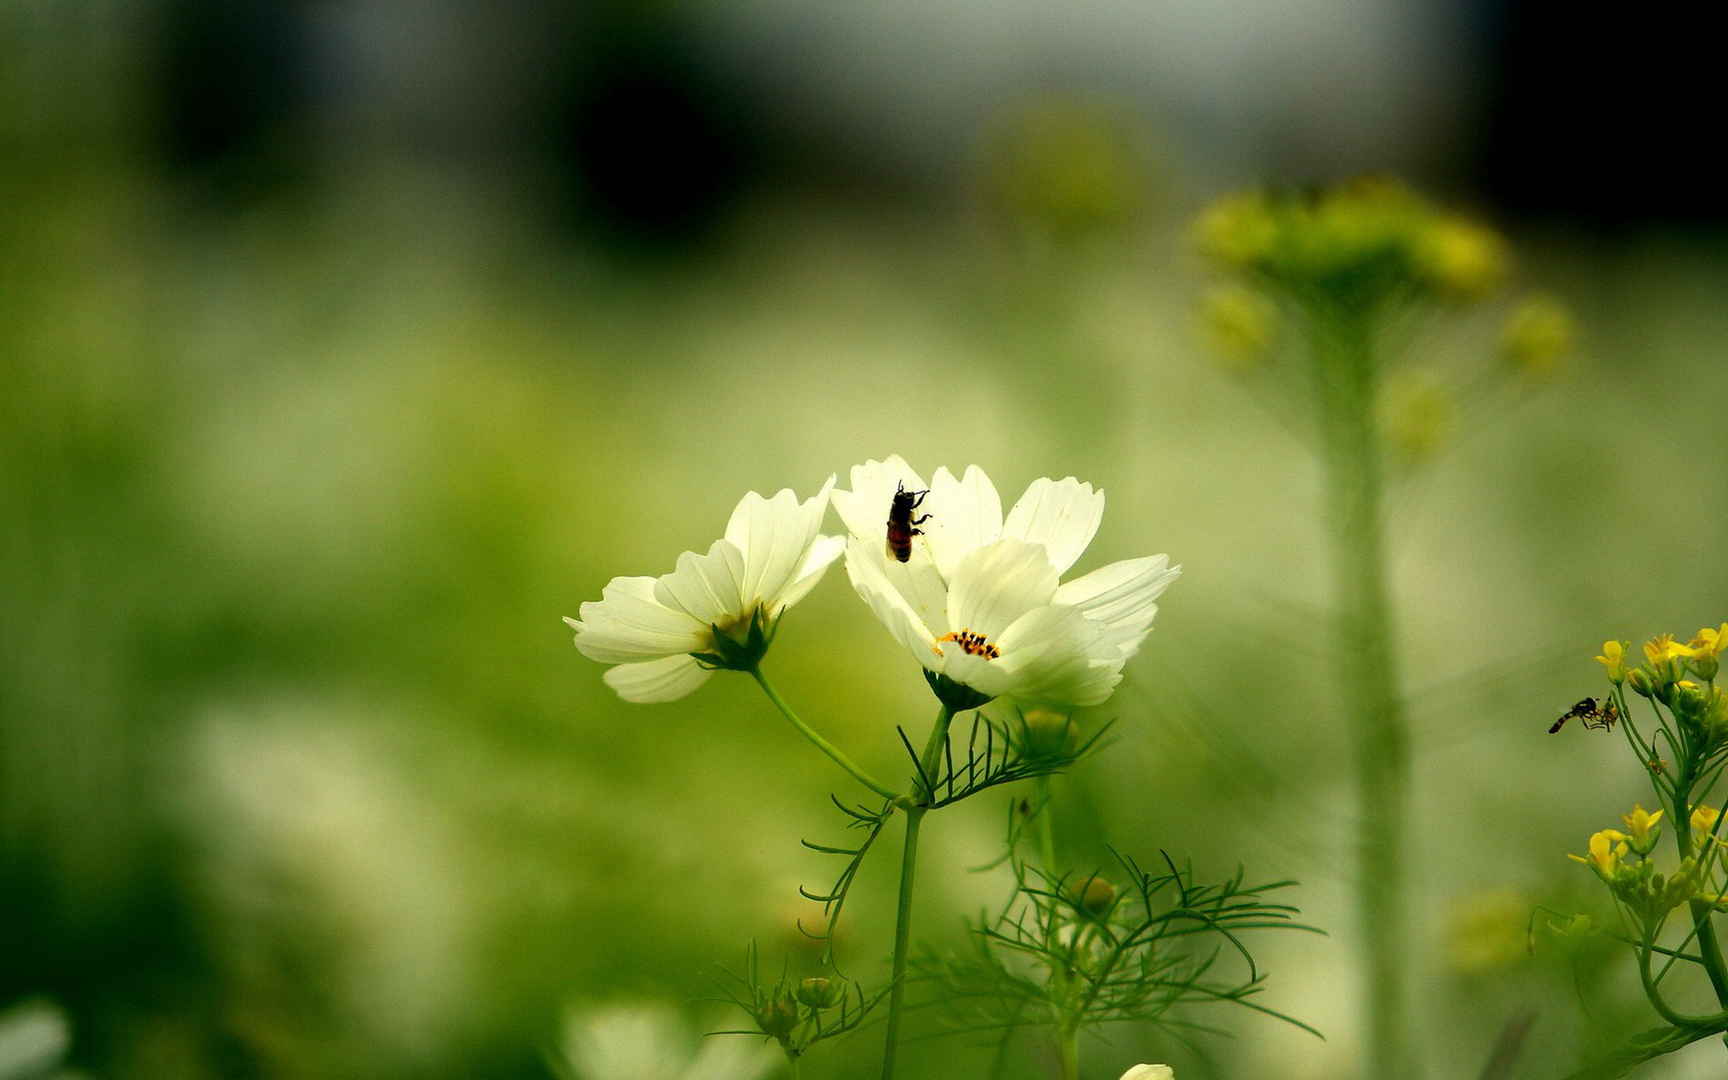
[1548,696,1619,734]
[885,480,931,563]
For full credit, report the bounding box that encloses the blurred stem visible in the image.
[1310,310,1413,1079]
[881,705,955,1080]
[1056,1023,1081,1080]
[1035,774,1078,1078]
[750,667,898,800]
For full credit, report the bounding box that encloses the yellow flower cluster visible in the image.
[1599,624,1728,700]
[1567,813,1699,926]
[1193,178,1509,306]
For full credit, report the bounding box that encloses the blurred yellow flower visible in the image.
[1501,295,1575,377]
[1416,217,1509,299]
[1444,889,1532,975]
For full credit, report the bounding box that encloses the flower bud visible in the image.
[1500,295,1574,377]
[1198,285,1277,372]
[756,988,799,1040]
[1021,708,1080,760]
[795,976,846,1010]
[1627,667,1656,699]
[1415,217,1508,300]
[1070,876,1118,919]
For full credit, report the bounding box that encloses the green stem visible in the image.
[880,706,956,1080]
[751,666,898,800]
[1667,769,1728,1042]
[1056,1023,1080,1080]
[1310,310,1412,1079]
[788,1053,802,1080]
[1034,774,1078,1076]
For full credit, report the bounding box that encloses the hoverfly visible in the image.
[1548,696,1619,734]
[885,480,931,563]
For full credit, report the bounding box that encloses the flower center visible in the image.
[937,629,1000,660]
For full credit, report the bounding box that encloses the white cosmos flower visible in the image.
[1119,1066,1176,1080]
[564,479,843,703]
[835,456,1179,708]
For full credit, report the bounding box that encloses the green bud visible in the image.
[756,988,799,1040]
[1691,654,1720,682]
[1070,877,1118,919]
[1626,667,1656,699]
[1021,709,1080,760]
[795,976,846,1009]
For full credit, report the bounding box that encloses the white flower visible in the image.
[554,1003,778,1080]
[834,456,1179,708]
[564,479,843,702]
[1119,1066,1175,1080]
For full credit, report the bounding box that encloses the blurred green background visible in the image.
[5,2,1728,1077]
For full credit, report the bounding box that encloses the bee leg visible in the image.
[911,513,931,526]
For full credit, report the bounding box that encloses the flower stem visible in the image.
[1310,310,1413,1079]
[880,705,955,1080]
[750,666,898,800]
[1667,766,1728,1041]
[1056,1024,1081,1080]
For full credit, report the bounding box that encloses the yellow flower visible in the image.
[1621,805,1664,854]
[1595,640,1628,685]
[1690,624,1728,658]
[1568,829,1629,882]
[1688,623,1727,680]
[1645,633,1697,666]
[1692,804,1723,840]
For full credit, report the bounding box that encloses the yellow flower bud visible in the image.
[1193,191,1277,269]
[1415,217,1509,300]
[1379,371,1456,461]
[1500,295,1575,378]
[1627,666,1656,698]
[1197,285,1278,372]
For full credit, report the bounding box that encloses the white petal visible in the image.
[1055,555,1182,658]
[1003,477,1106,576]
[565,576,707,663]
[722,486,805,605]
[845,536,940,666]
[770,532,846,612]
[601,654,714,702]
[946,539,1059,640]
[924,464,1003,579]
[653,540,749,624]
[996,604,1123,706]
[1118,1067,1175,1080]
[831,455,930,546]
[939,647,1014,699]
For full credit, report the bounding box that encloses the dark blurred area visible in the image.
[5,1,1728,1078]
